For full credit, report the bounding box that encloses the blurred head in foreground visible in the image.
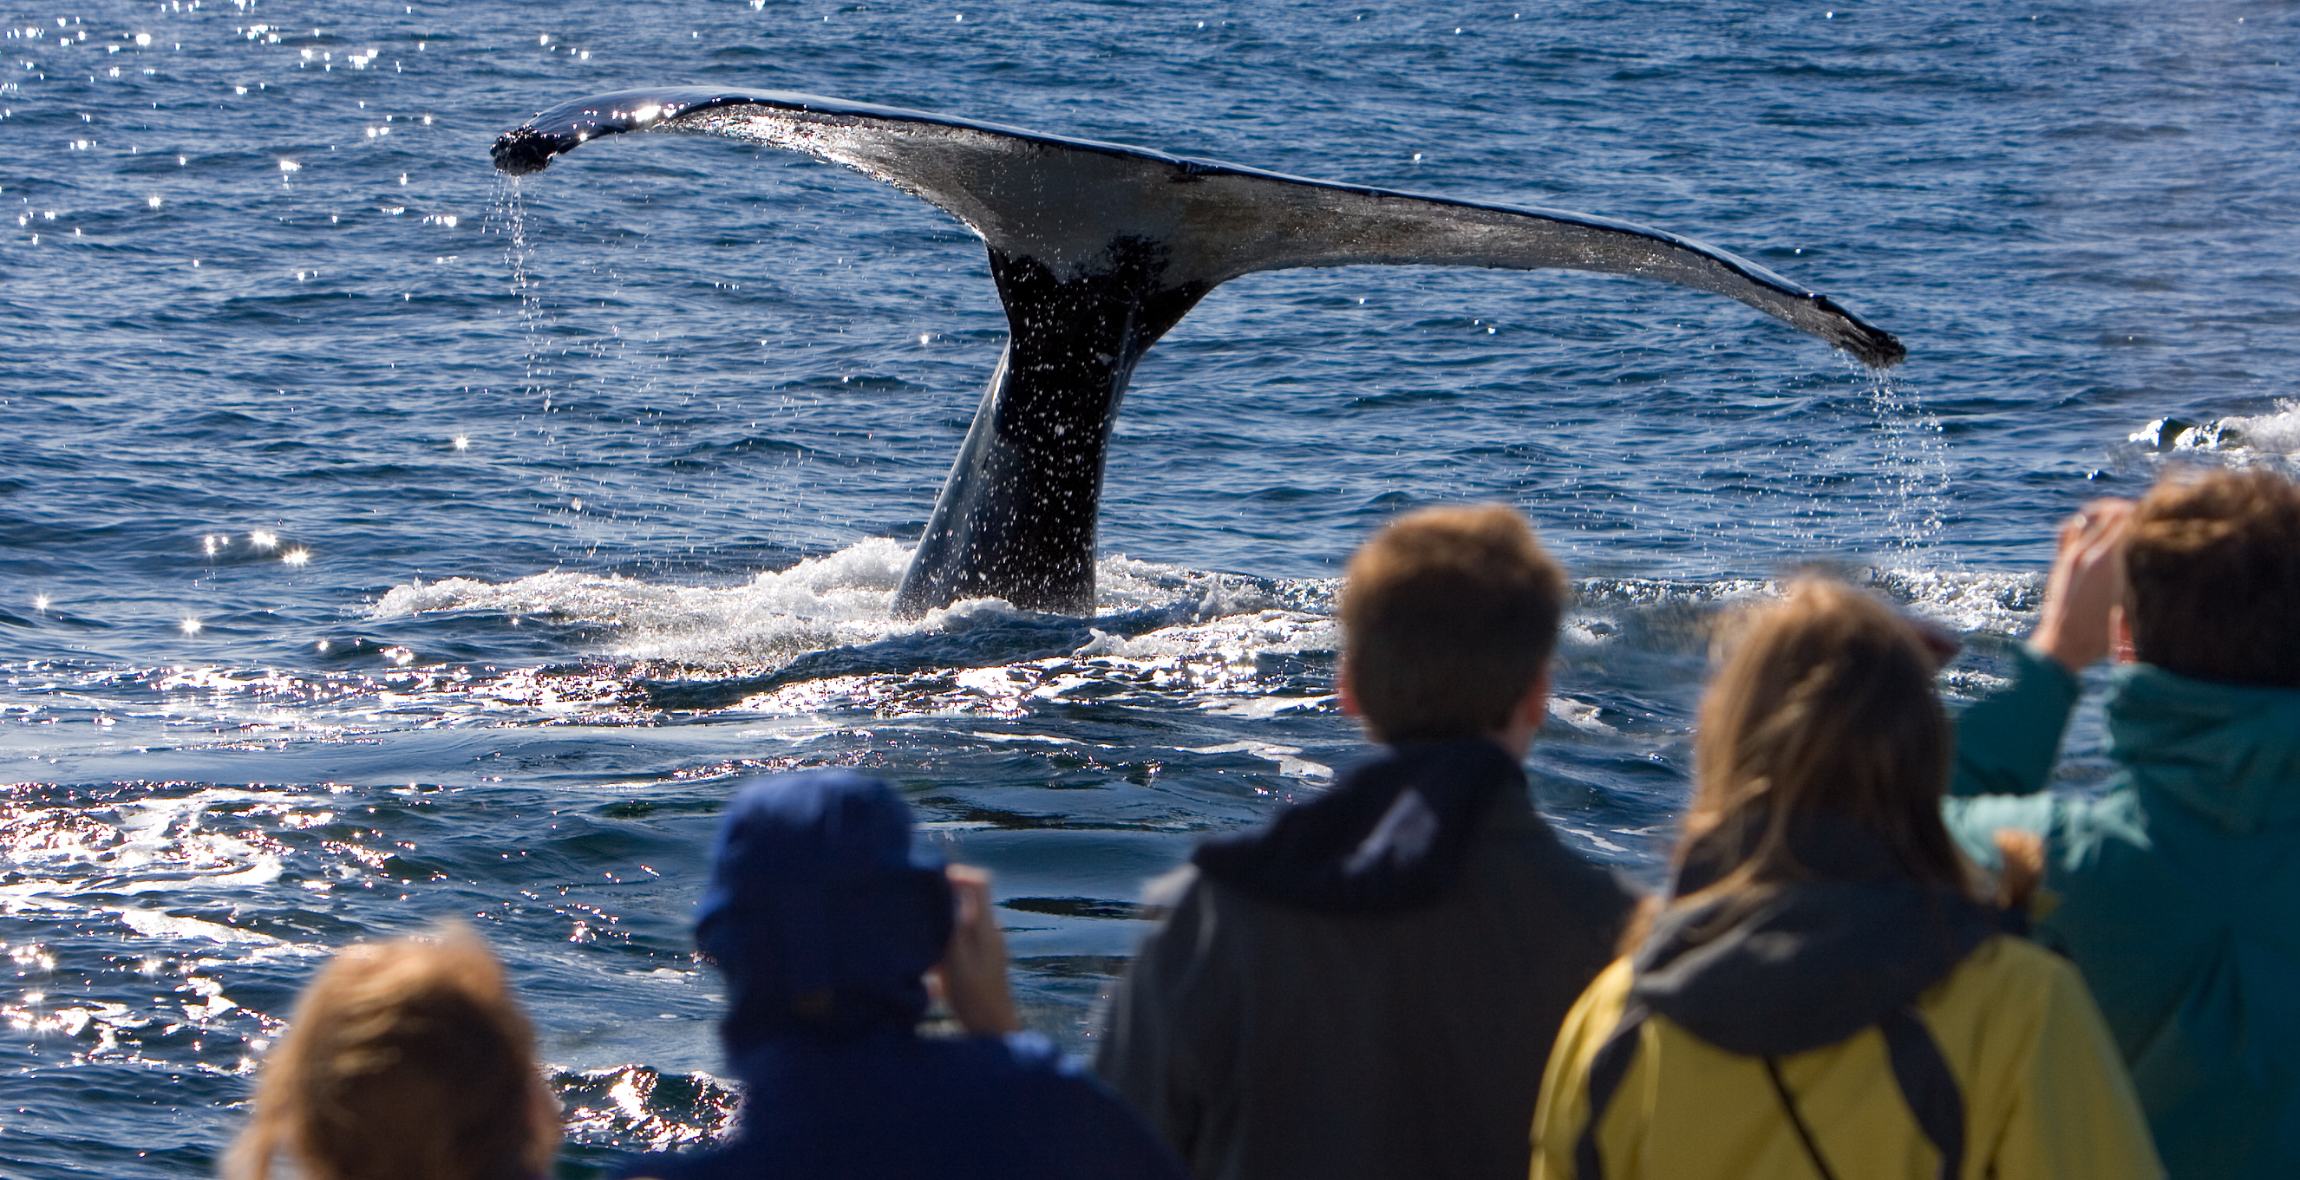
[2124,465,2300,688]
[693,770,953,1056]
[228,926,559,1180]
[1339,503,1568,743]
[1682,576,1966,900]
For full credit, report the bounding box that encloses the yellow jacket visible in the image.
[1532,935,2161,1180]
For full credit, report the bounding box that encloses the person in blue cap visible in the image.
[620,769,1188,1180]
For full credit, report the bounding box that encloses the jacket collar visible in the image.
[1631,818,2004,1057]
[2110,664,2300,836]
[1192,737,1526,914]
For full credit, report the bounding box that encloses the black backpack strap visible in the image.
[1878,1006,1965,1180]
[1580,1001,1963,1180]
[1763,1056,1844,1180]
[1573,1000,1649,1180]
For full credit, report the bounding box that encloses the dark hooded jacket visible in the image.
[1096,738,1636,1180]
[1532,820,2161,1180]
[621,771,1186,1180]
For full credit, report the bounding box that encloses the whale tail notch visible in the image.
[493,88,1907,616]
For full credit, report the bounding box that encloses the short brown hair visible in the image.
[227,926,559,1180]
[2125,466,2300,688]
[1339,504,1567,742]
[1684,578,1964,897]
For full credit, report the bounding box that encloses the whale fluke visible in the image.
[493,88,1907,616]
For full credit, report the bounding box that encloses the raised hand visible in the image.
[2031,499,2134,675]
[930,863,1021,1037]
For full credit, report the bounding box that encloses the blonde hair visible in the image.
[1340,504,1568,742]
[1679,578,1967,901]
[228,926,559,1180]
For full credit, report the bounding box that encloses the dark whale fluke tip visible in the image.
[1801,292,1905,369]
[1849,323,1908,370]
[492,125,562,175]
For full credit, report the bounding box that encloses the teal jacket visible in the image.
[1946,644,2300,1180]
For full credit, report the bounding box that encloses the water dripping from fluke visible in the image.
[490,87,1907,618]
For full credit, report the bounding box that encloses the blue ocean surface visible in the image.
[3,0,2296,1174]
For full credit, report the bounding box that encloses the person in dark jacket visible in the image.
[1946,467,2300,1180]
[1095,504,1637,1180]
[621,770,1187,1180]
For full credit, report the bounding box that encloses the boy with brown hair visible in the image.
[1095,504,1636,1180]
[1948,465,2300,1180]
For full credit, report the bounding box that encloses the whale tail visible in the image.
[494,89,1906,616]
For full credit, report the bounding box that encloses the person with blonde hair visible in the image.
[227,925,560,1180]
[1098,504,1636,1180]
[1948,465,2300,1179]
[1532,578,2160,1180]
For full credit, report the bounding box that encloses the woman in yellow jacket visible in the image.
[1531,579,2162,1180]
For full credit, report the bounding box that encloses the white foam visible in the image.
[1547,695,1614,735]
[1202,694,1335,720]
[1576,569,2043,638]
[2130,400,2300,462]
[1553,823,1632,854]
[371,538,916,669]
[1869,568,2042,636]
[368,541,1269,672]
[115,908,286,947]
[1182,740,1334,781]
[42,545,2057,739]
[2215,401,2300,457]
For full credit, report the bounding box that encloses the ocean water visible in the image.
[3,0,2298,1174]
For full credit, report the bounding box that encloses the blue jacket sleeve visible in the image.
[1950,641,2081,799]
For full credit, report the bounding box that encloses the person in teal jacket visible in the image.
[1945,466,2300,1180]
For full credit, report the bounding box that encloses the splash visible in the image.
[2130,400,2300,468]
[557,1063,740,1152]
[368,541,1266,673]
